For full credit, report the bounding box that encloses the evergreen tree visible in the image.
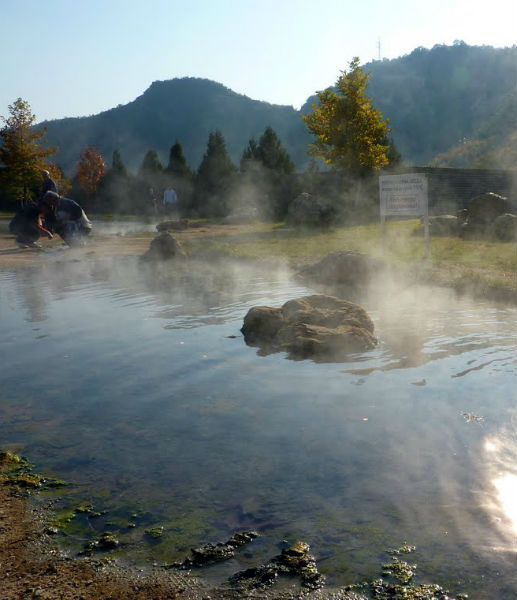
[240,138,259,170]
[195,131,236,216]
[238,127,297,220]
[0,98,56,205]
[165,141,191,179]
[256,126,294,174]
[112,149,128,176]
[138,150,164,207]
[196,131,235,192]
[139,150,163,178]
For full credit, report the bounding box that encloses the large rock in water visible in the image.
[141,232,187,261]
[241,295,376,361]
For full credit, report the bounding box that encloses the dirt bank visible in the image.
[0,483,214,600]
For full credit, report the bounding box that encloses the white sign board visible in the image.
[379,173,428,216]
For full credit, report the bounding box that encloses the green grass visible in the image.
[187,219,516,271]
[184,219,516,300]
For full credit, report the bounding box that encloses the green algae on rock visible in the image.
[0,450,67,489]
[229,539,325,591]
[171,530,259,568]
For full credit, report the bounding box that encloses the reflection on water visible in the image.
[483,431,517,551]
[0,254,516,598]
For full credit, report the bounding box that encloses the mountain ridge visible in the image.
[38,43,516,174]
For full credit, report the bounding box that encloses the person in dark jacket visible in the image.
[41,170,58,196]
[42,191,92,246]
[9,201,54,248]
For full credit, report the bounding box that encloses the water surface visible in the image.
[1,253,515,597]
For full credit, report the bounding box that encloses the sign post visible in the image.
[379,173,429,258]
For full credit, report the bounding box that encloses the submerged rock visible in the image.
[171,530,259,568]
[141,232,187,261]
[82,531,120,553]
[229,540,325,591]
[241,294,376,360]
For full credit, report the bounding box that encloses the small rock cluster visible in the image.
[424,192,516,241]
[229,540,325,591]
[171,530,259,568]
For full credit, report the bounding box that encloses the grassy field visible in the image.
[182,219,516,301]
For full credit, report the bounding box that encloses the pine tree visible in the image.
[139,150,163,178]
[165,141,191,179]
[256,126,294,174]
[196,131,235,193]
[0,98,56,205]
[240,138,259,170]
[112,149,128,176]
[195,131,236,216]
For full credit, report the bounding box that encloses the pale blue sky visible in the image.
[1,0,516,123]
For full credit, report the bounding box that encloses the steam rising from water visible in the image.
[1,242,516,598]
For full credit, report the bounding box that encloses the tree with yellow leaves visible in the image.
[302,58,390,173]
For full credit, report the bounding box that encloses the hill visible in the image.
[302,42,516,168]
[40,43,516,175]
[40,78,311,175]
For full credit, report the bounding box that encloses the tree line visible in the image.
[1,60,401,224]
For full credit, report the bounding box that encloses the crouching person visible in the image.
[9,201,54,248]
[42,191,92,246]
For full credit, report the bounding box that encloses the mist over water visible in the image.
[0,252,516,598]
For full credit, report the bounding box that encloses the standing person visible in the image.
[41,169,58,197]
[162,187,178,214]
[9,200,54,248]
[42,191,92,246]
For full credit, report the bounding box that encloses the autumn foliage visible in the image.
[0,98,56,204]
[77,147,106,195]
[302,58,390,173]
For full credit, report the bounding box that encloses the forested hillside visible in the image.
[39,78,311,175]
[39,43,516,174]
[367,42,516,167]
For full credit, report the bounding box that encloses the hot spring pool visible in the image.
[1,253,516,598]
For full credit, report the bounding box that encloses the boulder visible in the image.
[241,294,376,360]
[490,213,516,241]
[297,251,385,291]
[425,215,459,236]
[466,192,511,227]
[287,192,335,227]
[141,232,187,261]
